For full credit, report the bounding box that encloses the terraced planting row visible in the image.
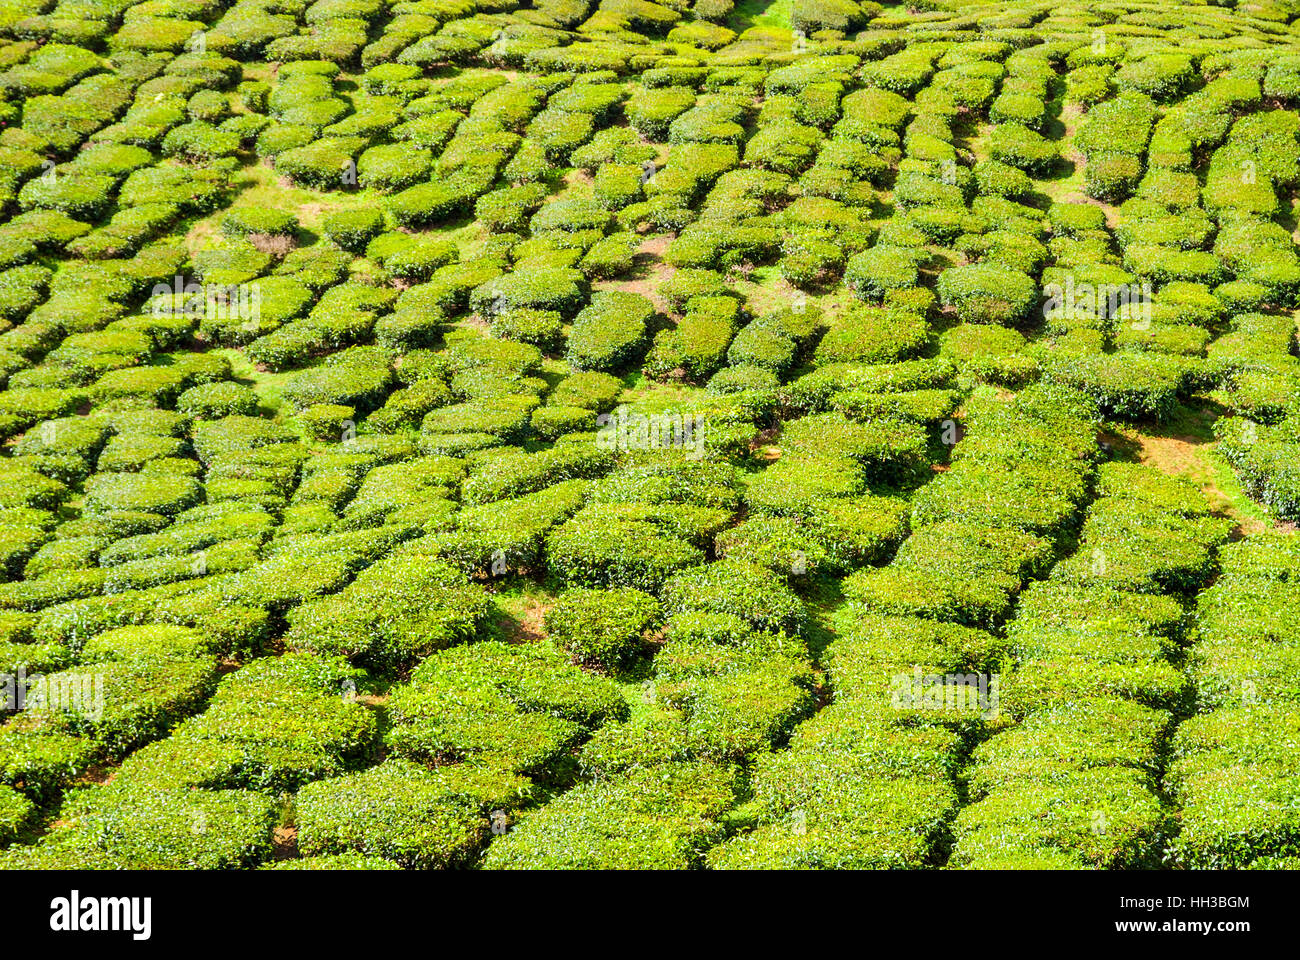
[0,0,1297,870]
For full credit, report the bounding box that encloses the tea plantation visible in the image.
[0,0,1297,870]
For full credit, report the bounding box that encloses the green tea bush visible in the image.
[937,263,1038,326]
[83,473,202,517]
[662,559,806,636]
[321,208,385,252]
[286,555,488,675]
[545,586,661,666]
[176,381,259,420]
[546,510,705,593]
[939,324,1039,385]
[846,246,921,302]
[18,175,117,222]
[566,291,655,372]
[644,296,742,382]
[627,85,695,139]
[1041,350,1186,421]
[296,759,529,868]
[385,639,627,776]
[483,761,733,869]
[988,123,1058,175]
[470,268,586,318]
[814,306,929,364]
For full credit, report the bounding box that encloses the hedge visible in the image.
[951,768,1170,869]
[83,473,202,516]
[1040,350,1187,421]
[285,555,488,675]
[814,306,929,365]
[549,371,624,412]
[17,174,117,221]
[470,268,586,319]
[530,197,612,235]
[988,123,1058,175]
[842,524,1053,630]
[175,381,260,420]
[387,171,490,228]
[27,783,279,869]
[1216,418,1300,521]
[725,325,797,376]
[296,758,530,868]
[661,559,806,637]
[97,655,376,795]
[644,297,741,382]
[782,412,928,477]
[546,508,705,593]
[385,639,628,777]
[364,380,450,433]
[319,208,383,253]
[545,586,660,666]
[708,732,955,868]
[475,183,549,234]
[461,444,613,506]
[627,85,695,139]
[846,246,921,302]
[483,761,734,869]
[565,291,655,372]
[341,455,466,528]
[744,455,865,516]
[1117,54,1196,102]
[939,324,1038,386]
[420,396,537,444]
[937,263,1038,326]
[431,479,586,573]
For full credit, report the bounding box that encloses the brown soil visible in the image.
[1103,427,1272,538]
[638,235,671,257]
[297,201,324,221]
[594,234,675,311]
[73,765,116,786]
[272,826,299,860]
[495,597,553,644]
[249,233,295,258]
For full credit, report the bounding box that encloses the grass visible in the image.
[212,347,296,421]
[187,159,382,252]
[730,264,856,320]
[1101,401,1279,537]
[618,369,707,407]
[728,0,792,33]
[482,576,559,645]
